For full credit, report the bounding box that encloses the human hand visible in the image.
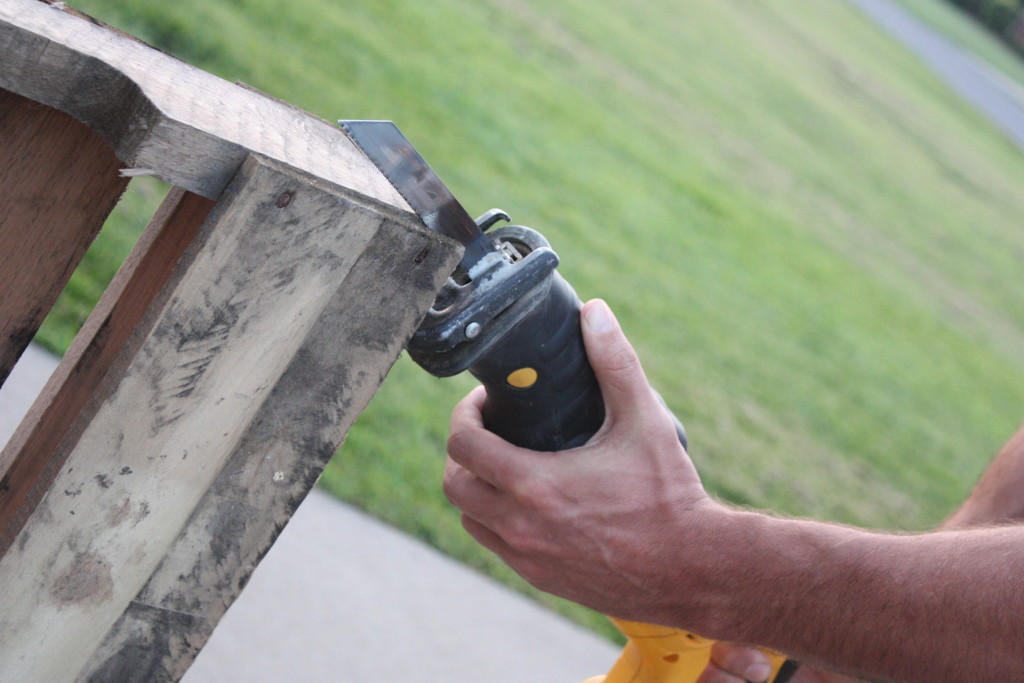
[696,642,775,682]
[443,298,726,626]
[698,643,859,683]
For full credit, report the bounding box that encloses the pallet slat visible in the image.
[81,181,457,683]
[0,0,408,206]
[0,155,459,682]
[0,4,463,679]
[0,88,128,386]
[0,186,215,546]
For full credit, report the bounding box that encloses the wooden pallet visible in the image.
[0,2,460,680]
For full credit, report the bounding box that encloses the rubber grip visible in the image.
[469,272,603,451]
[471,271,686,451]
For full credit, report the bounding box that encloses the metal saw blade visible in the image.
[339,120,486,258]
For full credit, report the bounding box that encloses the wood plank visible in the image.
[80,188,459,683]
[0,186,215,543]
[0,154,460,683]
[0,0,409,207]
[0,88,129,387]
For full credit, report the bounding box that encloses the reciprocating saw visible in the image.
[339,120,797,683]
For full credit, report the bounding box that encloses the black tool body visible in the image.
[406,218,600,450]
[470,270,599,451]
[408,219,685,452]
[339,120,611,450]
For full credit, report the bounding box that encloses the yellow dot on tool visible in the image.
[506,367,538,389]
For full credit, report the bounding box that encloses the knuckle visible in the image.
[499,518,539,554]
[445,428,471,458]
[441,466,460,503]
[697,666,743,683]
[602,344,642,377]
[711,642,771,682]
[506,473,546,503]
[502,466,558,508]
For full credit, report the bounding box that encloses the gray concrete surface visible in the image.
[0,345,619,683]
[0,344,57,444]
[184,489,618,683]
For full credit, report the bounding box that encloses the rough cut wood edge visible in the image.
[80,185,460,683]
[0,88,128,387]
[0,0,409,207]
[0,153,460,683]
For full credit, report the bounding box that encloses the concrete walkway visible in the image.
[0,345,619,683]
[185,490,618,683]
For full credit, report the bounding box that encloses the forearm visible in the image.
[944,423,1024,528]
[685,508,1024,681]
[445,303,1024,681]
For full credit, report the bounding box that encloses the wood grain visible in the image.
[0,7,464,679]
[80,185,459,683]
[0,88,128,386]
[0,186,215,546]
[0,155,459,683]
[0,0,409,207]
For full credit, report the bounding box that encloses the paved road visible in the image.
[849,0,1024,150]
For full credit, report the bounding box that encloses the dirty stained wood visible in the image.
[80,199,458,683]
[0,0,408,206]
[0,88,128,387]
[0,154,460,683]
[0,186,215,539]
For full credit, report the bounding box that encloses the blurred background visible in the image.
[40,0,1024,641]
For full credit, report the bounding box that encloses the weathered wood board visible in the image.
[0,88,128,387]
[0,187,216,548]
[78,192,455,683]
[0,154,460,682]
[0,0,408,206]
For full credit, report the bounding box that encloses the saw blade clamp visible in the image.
[407,211,561,377]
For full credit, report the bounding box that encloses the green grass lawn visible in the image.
[51,0,1024,640]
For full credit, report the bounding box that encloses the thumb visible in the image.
[580,299,657,422]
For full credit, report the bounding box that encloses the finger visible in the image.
[443,457,502,523]
[459,514,554,591]
[580,299,659,425]
[709,642,774,683]
[695,663,748,683]
[447,387,543,489]
[460,511,512,556]
[448,384,488,432]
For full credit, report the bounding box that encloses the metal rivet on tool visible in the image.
[465,322,481,339]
